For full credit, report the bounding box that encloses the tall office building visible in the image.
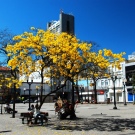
[47,11,74,35]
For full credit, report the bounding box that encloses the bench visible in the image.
[20,112,49,124]
[20,112,31,124]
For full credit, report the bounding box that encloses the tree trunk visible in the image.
[94,82,97,104]
[71,80,75,105]
[12,83,16,118]
[40,70,44,108]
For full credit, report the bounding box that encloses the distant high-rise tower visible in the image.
[47,11,74,35]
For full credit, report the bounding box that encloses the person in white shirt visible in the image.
[33,104,44,125]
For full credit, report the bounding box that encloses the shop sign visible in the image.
[97,90,104,95]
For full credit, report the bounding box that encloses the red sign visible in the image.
[100,91,104,94]
[97,90,104,95]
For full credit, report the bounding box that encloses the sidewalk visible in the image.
[0,103,135,135]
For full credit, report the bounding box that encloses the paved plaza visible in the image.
[0,102,135,135]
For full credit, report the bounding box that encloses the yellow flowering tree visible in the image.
[6,28,57,107]
[0,73,10,98]
[6,27,125,108]
[46,33,92,104]
[80,49,125,103]
[6,28,93,106]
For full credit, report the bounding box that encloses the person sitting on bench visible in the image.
[28,104,35,125]
[54,97,63,114]
[4,103,13,113]
[33,104,45,126]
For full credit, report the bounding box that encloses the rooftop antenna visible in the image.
[60,9,63,14]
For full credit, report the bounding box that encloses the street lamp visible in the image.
[0,96,2,114]
[26,77,33,111]
[36,86,39,105]
[110,73,118,109]
[87,77,89,103]
[0,72,5,115]
[36,93,39,104]
[62,91,64,99]
[80,85,83,104]
[61,81,64,99]
[123,79,127,106]
[23,88,26,95]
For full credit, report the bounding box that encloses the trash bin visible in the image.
[107,98,110,104]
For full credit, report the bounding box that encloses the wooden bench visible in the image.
[20,112,31,124]
[20,112,49,124]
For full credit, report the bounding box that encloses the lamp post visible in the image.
[0,96,2,114]
[26,77,33,111]
[36,86,39,105]
[62,91,64,99]
[61,81,64,99]
[23,88,26,104]
[110,74,118,109]
[123,79,127,106]
[80,85,83,104]
[0,72,5,115]
[87,77,89,103]
[23,88,26,95]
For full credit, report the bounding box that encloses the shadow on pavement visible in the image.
[49,117,135,132]
[0,130,12,133]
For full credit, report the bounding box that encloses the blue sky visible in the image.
[0,0,135,59]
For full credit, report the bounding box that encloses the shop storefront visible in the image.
[97,90,105,102]
[108,89,123,102]
[127,89,135,102]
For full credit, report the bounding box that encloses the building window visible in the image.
[101,80,104,86]
[67,21,70,33]
[56,25,60,33]
[105,80,108,87]
[101,80,108,87]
